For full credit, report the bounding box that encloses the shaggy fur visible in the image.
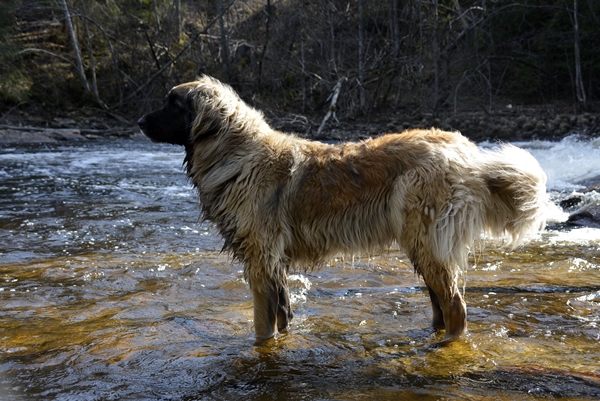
[138,76,549,344]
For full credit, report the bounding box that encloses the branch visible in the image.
[121,0,237,105]
[15,48,78,69]
[316,77,346,138]
[486,55,548,75]
[0,102,27,122]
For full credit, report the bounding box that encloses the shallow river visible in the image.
[1,136,599,400]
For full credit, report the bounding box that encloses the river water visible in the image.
[0,136,599,400]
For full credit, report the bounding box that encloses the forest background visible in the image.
[0,0,599,141]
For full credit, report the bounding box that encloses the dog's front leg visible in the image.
[251,275,293,344]
[252,281,279,344]
[252,283,294,344]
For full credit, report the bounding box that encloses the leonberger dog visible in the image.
[138,76,548,344]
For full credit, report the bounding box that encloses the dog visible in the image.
[138,76,548,344]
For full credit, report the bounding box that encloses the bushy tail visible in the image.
[481,144,549,247]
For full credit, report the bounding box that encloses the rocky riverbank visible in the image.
[273,108,600,143]
[0,110,143,143]
[1,105,599,144]
[0,125,143,143]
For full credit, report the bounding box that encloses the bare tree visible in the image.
[432,0,440,112]
[257,0,274,89]
[174,0,181,41]
[5,0,598,120]
[572,0,587,108]
[217,0,231,80]
[358,0,365,110]
[61,0,90,96]
[80,1,107,109]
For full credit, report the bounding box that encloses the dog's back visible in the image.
[280,129,547,272]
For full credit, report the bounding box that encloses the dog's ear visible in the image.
[186,88,222,141]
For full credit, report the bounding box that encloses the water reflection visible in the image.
[1,139,599,399]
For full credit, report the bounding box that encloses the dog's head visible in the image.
[138,76,245,146]
[138,82,198,145]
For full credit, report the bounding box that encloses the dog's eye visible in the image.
[167,93,179,105]
[168,98,185,113]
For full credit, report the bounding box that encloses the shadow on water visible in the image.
[1,140,600,400]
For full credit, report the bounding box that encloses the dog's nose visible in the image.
[138,116,147,128]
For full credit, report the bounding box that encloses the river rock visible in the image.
[566,205,600,229]
[576,175,600,193]
[559,195,584,210]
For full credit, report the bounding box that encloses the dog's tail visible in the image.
[432,144,548,271]
[479,144,548,248]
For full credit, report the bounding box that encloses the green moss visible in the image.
[0,68,32,103]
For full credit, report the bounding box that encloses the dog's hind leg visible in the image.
[277,283,293,332]
[435,284,467,343]
[405,245,467,343]
[427,285,445,330]
[423,274,467,343]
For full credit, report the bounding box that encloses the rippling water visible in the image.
[1,137,599,400]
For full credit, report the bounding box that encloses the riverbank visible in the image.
[0,125,143,143]
[272,106,600,143]
[1,106,599,144]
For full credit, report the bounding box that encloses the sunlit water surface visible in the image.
[1,137,599,400]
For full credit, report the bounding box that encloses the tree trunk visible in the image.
[329,1,336,76]
[432,0,440,113]
[152,0,161,30]
[61,0,91,97]
[174,0,181,42]
[358,0,365,110]
[573,0,587,108]
[81,2,107,109]
[217,0,230,80]
[257,0,273,90]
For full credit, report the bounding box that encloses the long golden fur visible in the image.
[138,76,548,344]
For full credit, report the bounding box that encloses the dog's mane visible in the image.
[183,76,301,271]
[187,76,271,140]
[183,76,292,182]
